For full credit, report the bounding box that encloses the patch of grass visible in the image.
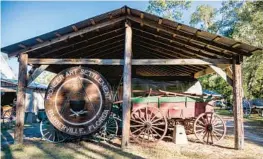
[215,109,233,117]
[245,114,263,126]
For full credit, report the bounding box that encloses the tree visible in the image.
[189,5,218,33]
[196,1,263,100]
[198,74,233,102]
[232,1,263,99]
[146,0,191,22]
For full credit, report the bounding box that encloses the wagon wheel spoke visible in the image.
[212,131,221,140]
[131,126,144,134]
[213,129,223,136]
[132,113,145,123]
[136,128,146,140]
[152,126,165,132]
[214,128,224,132]
[138,109,146,122]
[131,118,144,125]
[151,118,163,124]
[195,129,205,133]
[152,123,166,126]
[206,132,210,144]
[150,127,162,138]
[145,106,149,121]
[130,125,144,128]
[149,129,155,141]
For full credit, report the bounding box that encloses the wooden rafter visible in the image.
[9,16,125,57]
[56,34,124,58]
[132,28,233,58]
[37,28,124,57]
[134,35,222,59]
[127,16,250,56]
[72,25,84,37]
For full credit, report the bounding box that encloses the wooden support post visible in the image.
[122,21,132,149]
[232,57,244,150]
[15,53,28,144]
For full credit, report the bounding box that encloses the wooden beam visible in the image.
[15,53,28,144]
[28,58,231,65]
[194,64,231,78]
[72,25,84,37]
[209,65,233,85]
[127,16,250,56]
[8,16,125,57]
[18,44,27,49]
[226,67,233,79]
[122,22,132,149]
[27,65,49,86]
[232,58,244,150]
[36,38,44,43]
[90,19,99,32]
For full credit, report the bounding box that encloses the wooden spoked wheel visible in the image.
[40,120,69,143]
[130,106,167,143]
[194,112,226,145]
[98,115,119,141]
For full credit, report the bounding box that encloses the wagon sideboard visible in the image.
[131,96,214,119]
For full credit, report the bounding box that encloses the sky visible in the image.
[1,1,222,78]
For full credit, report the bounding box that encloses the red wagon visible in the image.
[129,90,226,145]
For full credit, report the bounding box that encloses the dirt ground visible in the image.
[1,115,263,159]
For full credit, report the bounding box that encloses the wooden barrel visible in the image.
[44,67,113,136]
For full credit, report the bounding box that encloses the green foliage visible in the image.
[146,0,191,22]
[192,1,263,100]
[198,74,233,102]
[146,1,262,100]
[189,5,217,32]
[232,1,263,99]
[34,71,56,86]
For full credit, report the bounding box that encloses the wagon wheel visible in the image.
[194,112,226,145]
[130,106,167,143]
[40,120,69,143]
[2,108,16,126]
[98,115,119,141]
[243,99,251,117]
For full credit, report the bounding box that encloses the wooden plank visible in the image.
[209,65,233,85]
[28,58,231,65]
[15,53,28,144]
[232,58,244,150]
[27,65,49,86]
[127,16,250,56]
[8,16,125,57]
[122,22,132,149]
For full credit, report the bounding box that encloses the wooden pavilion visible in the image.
[1,6,262,150]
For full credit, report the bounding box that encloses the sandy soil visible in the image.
[1,116,263,159]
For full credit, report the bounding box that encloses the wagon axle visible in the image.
[144,122,152,129]
[206,124,213,132]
